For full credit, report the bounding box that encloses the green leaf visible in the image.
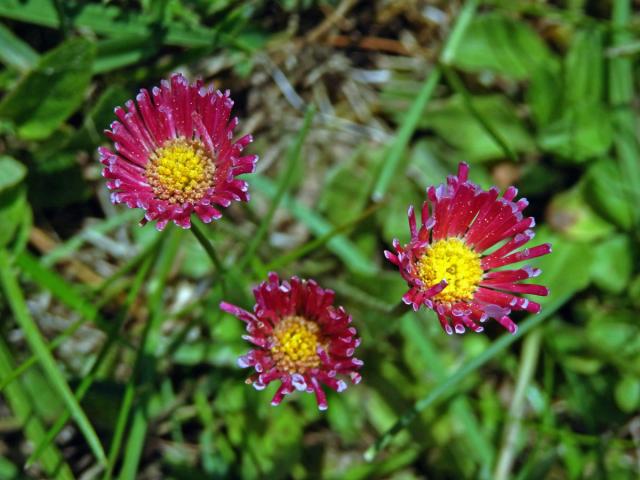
[585,158,634,230]
[585,304,640,374]
[0,338,74,479]
[377,181,422,246]
[537,29,612,162]
[546,184,615,241]
[449,12,555,80]
[565,29,605,105]
[538,103,613,162]
[422,95,536,162]
[28,152,91,208]
[590,235,632,294]
[523,227,592,307]
[0,0,260,50]
[614,376,640,413]
[609,0,640,228]
[0,156,28,248]
[94,35,158,74]
[0,22,39,72]
[527,66,562,128]
[68,84,131,150]
[630,274,640,309]
[0,156,26,192]
[0,38,95,140]
[365,294,571,460]
[0,250,107,465]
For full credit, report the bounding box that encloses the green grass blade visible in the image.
[104,228,181,480]
[265,203,381,272]
[104,384,134,480]
[0,22,39,71]
[371,69,441,201]
[0,338,74,479]
[17,251,97,320]
[0,250,107,465]
[16,251,135,349]
[1,242,161,392]
[365,292,571,461]
[251,175,376,275]
[26,252,156,468]
[371,0,480,201]
[42,209,139,267]
[0,315,86,392]
[442,66,517,161]
[402,314,494,473]
[237,105,316,270]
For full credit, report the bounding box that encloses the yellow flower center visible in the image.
[271,316,322,374]
[145,137,215,204]
[416,237,483,303]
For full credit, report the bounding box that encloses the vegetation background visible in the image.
[0,0,639,478]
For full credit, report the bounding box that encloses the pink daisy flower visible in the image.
[99,73,258,230]
[385,163,551,335]
[220,273,362,410]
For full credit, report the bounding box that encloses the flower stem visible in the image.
[191,220,226,274]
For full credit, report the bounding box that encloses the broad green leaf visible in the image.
[422,95,536,162]
[94,35,158,74]
[565,29,605,105]
[546,184,615,241]
[0,156,28,248]
[585,158,634,230]
[527,227,592,306]
[0,23,39,72]
[449,13,556,80]
[614,376,640,413]
[630,274,640,308]
[590,235,632,294]
[538,29,611,162]
[377,180,422,245]
[585,306,640,375]
[527,66,562,128]
[28,152,91,208]
[0,456,18,479]
[0,155,26,192]
[0,38,95,140]
[68,84,130,150]
[538,103,613,162]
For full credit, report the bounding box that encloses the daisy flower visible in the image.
[220,273,362,410]
[99,73,257,230]
[385,163,551,335]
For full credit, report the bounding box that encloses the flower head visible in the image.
[385,163,551,335]
[99,73,258,230]
[220,273,362,410]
